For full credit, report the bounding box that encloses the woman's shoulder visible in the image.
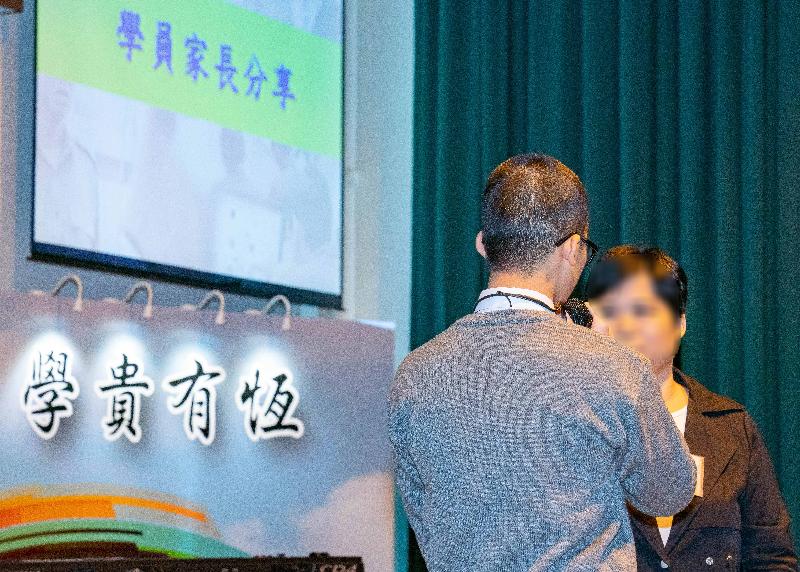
[677,369,746,414]
[678,369,767,441]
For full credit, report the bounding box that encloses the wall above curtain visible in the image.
[411,0,800,568]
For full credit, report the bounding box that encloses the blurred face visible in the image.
[592,272,686,372]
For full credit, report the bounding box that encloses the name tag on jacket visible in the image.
[691,454,705,497]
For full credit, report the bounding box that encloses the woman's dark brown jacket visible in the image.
[630,369,797,571]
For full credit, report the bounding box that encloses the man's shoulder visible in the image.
[534,322,653,396]
[395,327,456,378]
[398,313,650,378]
[493,313,647,368]
[558,321,648,365]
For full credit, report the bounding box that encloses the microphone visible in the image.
[561,298,594,328]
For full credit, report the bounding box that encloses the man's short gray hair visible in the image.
[480,153,588,273]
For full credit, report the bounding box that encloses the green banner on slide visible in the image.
[37,0,342,158]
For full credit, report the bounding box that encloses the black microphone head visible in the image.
[561,298,594,328]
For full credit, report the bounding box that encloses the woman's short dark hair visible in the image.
[585,246,688,318]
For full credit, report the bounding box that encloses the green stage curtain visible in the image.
[410,0,800,568]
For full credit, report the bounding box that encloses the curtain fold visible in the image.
[410,1,800,568]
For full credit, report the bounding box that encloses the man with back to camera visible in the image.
[389,154,697,571]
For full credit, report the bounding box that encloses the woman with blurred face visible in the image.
[586,246,796,571]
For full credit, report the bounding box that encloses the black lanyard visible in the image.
[475,291,557,314]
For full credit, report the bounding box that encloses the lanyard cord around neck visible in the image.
[475,291,558,314]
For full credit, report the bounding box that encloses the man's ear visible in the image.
[680,313,687,338]
[557,234,582,265]
[475,231,487,258]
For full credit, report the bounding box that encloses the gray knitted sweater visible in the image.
[389,309,697,571]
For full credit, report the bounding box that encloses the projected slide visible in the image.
[33,1,343,305]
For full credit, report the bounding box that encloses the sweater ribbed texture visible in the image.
[389,310,696,571]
